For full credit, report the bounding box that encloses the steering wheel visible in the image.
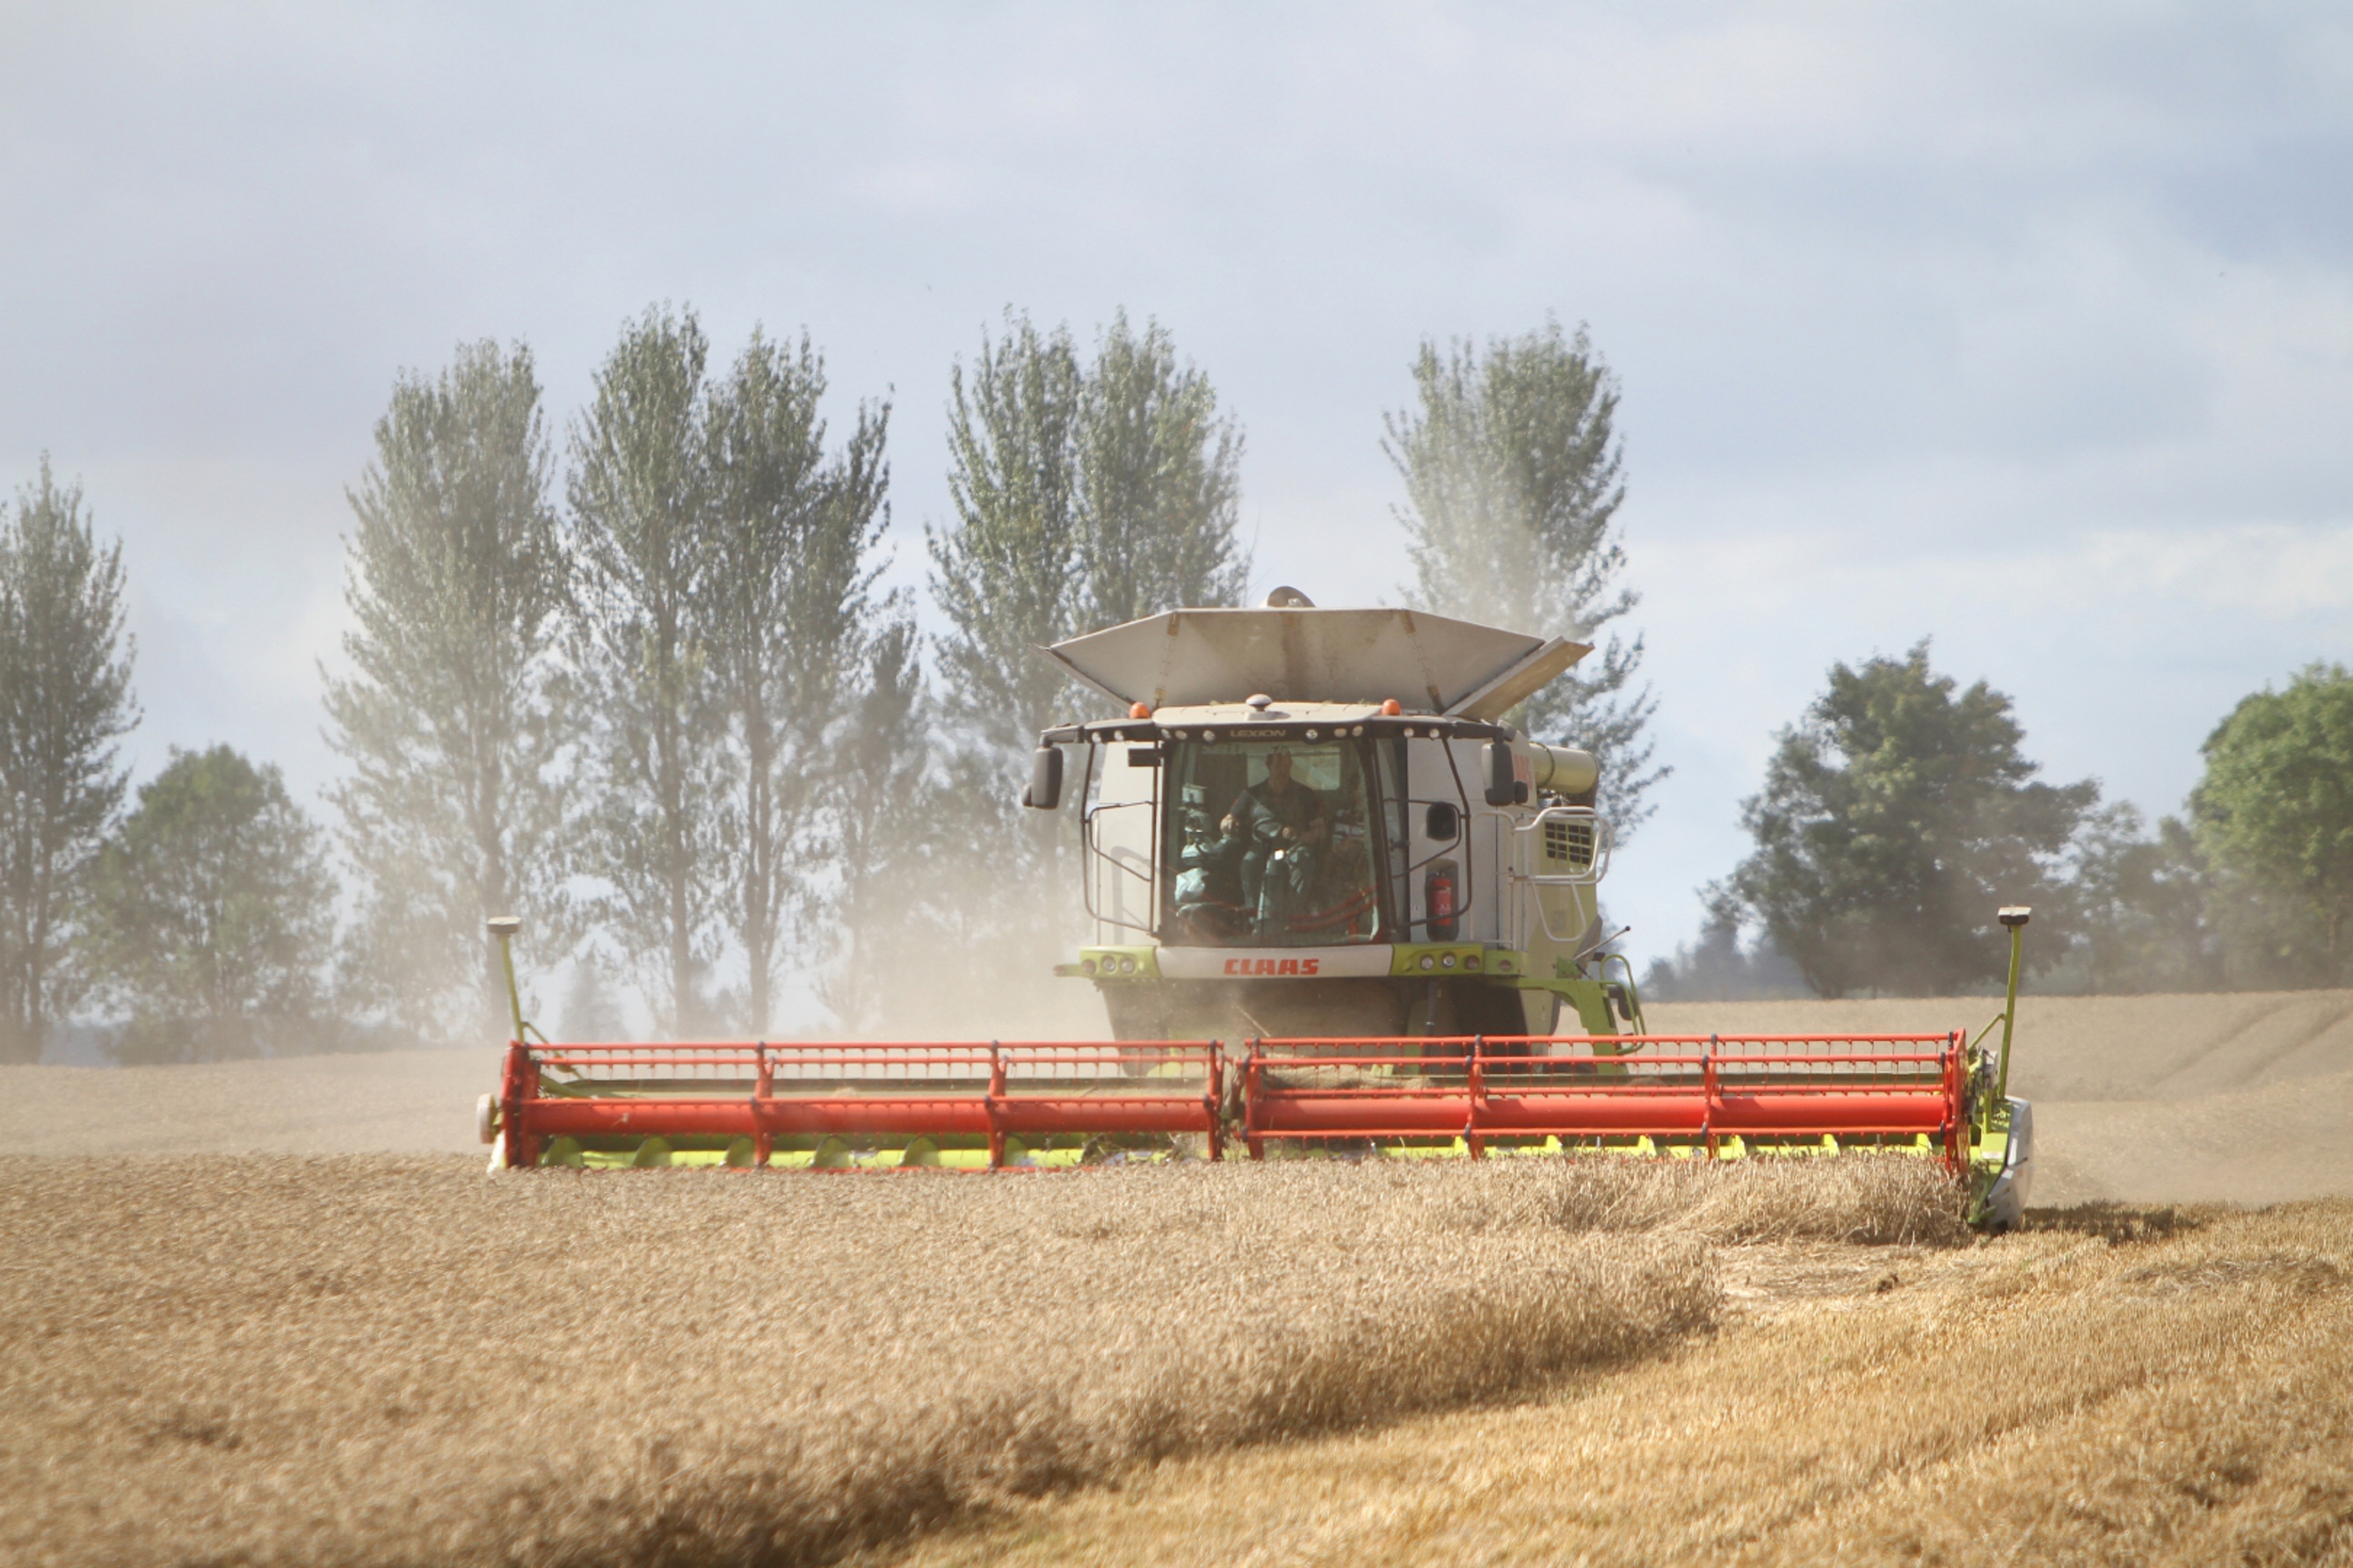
[1245,811,1289,847]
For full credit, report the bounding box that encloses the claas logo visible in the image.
[1222,956,1321,976]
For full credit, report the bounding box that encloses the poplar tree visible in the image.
[702,329,893,1033]
[929,312,1088,765]
[1385,318,1664,831]
[0,459,138,1062]
[568,307,728,1036]
[931,309,1249,761]
[1076,312,1249,630]
[924,310,1249,978]
[326,341,572,1045]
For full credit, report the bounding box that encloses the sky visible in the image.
[4,1,2349,987]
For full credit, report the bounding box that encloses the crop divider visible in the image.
[1702,1034,1718,1160]
[751,1043,772,1168]
[986,1042,1006,1168]
[1465,1035,1485,1159]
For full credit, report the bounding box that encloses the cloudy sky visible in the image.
[5,2,2349,978]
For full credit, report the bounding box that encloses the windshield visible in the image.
[1163,739,1383,946]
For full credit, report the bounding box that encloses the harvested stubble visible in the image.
[0,1153,1953,1568]
[895,1198,2353,1568]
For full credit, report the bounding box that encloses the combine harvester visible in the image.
[480,595,2036,1226]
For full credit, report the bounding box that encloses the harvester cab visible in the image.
[1026,597,1629,1046]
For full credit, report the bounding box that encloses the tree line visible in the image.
[1646,645,2353,1000]
[1,312,1652,1060]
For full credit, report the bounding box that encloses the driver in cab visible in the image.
[1224,748,1327,920]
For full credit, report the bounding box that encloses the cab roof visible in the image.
[1039,606,1589,718]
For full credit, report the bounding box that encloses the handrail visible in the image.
[1508,804,1613,943]
[1510,805,1613,884]
[1080,795,1157,939]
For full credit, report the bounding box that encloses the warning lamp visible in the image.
[1381,698,1403,715]
[1129,702,1151,719]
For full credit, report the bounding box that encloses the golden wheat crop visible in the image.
[896,1198,2353,1567]
[1542,1153,1972,1246]
[0,1153,1949,1568]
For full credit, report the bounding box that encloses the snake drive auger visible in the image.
[479,594,2035,1228]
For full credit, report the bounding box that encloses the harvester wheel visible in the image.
[475,1093,499,1146]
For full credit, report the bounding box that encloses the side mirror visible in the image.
[1424,802,1459,841]
[1482,741,1517,807]
[1024,745,1063,811]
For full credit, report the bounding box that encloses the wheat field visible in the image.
[5,991,2351,1565]
[7,1154,1803,1568]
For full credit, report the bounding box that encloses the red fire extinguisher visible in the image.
[1425,860,1459,941]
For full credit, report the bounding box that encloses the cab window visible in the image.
[1162,740,1383,946]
